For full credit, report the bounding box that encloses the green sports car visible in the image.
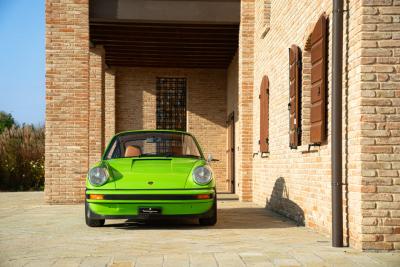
[85,130,217,227]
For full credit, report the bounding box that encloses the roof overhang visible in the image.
[89,0,239,69]
[90,0,240,24]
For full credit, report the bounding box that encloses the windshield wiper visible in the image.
[162,154,200,159]
[178,155,201,159]
[138,153,159,157]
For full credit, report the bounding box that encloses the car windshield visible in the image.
[104,132,202,159]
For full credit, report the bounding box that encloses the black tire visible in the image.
[199,200,217,226]
[85,201,105,227]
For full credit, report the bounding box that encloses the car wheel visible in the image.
[85,201,105,227]
[199,200,217,226]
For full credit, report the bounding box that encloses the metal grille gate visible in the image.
[156,77,187,131]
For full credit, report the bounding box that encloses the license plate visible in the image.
[139,207,162,215]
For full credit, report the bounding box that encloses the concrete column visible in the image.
[45,0,90,203]
[238,0,255,202]
[104,68,116,146]
[89,46,105,167]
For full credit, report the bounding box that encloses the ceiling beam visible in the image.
[107,59,229,64]
[107,62,227,69]
[103,44,237,51]
[105,49,235,55]
[90,21,238,28]
[90,21,238,69]
[90,27,238,36]
[91,33,238,41]
[105,52,232,58]
[91,38,237,46]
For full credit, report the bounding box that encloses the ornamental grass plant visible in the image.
[0,125,44,191]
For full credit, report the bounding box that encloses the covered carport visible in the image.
[45,0,255,205]
[87,0,240,194]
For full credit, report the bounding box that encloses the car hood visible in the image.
[106,157,199,189]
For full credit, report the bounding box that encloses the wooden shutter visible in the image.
[310,14,327,144]
[260,75,269,153]
[289,45,301,148]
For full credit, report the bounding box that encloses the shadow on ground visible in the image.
[103,177,305,230]
[104,206,299,230]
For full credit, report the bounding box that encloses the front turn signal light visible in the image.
[197,194,211,199]
[89,194,104,200]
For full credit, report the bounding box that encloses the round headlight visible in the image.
[88,166,109,186]
[192,166,212,185]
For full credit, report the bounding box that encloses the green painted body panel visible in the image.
[88,200,213,216]
[86,188,215,196]
[86,130,216,217]
[107,157,197,189]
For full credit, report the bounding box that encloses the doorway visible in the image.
[227,112,235,193]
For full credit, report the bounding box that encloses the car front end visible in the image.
[85,130,217,227]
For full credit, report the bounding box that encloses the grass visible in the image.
[0,125,44,191]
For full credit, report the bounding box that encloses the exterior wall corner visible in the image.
[45,0,90,203]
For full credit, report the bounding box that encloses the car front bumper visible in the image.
[86,188,216,219]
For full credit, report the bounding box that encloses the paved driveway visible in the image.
[0,192,399,267]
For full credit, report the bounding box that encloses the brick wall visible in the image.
[251,0,362,246]
[89,46,105,167]
[252,0,334,236]
[115,67,229,192]
[249,0,399,250]
[359,0,400,251]
[346,0,364,249]
[238,0,255,201]
[227,52,239,192]
[45,0,89,203]
[104,68,116,146]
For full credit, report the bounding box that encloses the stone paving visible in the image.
[0,192,399,267]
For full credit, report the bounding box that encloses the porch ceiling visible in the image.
[90,21,239,69]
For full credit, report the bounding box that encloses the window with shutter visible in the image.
[310,14,327,144]
[260,75,269,153]
[289,45,301,149]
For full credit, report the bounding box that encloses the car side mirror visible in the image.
[207,154,219,163]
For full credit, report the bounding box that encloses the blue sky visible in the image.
[0,0,45,125]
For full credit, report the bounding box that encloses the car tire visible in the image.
[85,201,105,227]
[199,200,217,226]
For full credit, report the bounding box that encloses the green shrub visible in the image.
[0,111,15,134]
[0,125,45,191]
